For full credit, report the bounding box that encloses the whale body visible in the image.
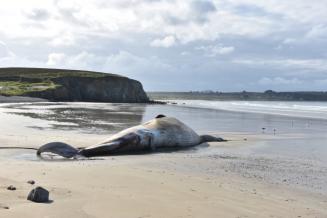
[37,116,226,158]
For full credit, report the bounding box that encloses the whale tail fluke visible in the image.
[200,135,227,143]
[37,142,79,158]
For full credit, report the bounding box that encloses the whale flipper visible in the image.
[79,132,141,157]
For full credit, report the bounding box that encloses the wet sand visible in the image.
[0,96,46,103]
[0,102,326,217]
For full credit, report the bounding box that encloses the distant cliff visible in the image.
[0,68,149,103]
[148,90,327,101]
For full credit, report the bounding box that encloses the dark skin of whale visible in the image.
[37,115,226,159]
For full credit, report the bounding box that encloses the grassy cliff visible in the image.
[0,68,149,103]
[0,68,114,96]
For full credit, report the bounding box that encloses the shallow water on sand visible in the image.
[0,102,327,194]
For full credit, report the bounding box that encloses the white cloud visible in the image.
[0,0,300,43]
[67,51,98,68]
[47,53,66,66]
[282,38,297,44]
[24,8,50,21]
[0,0,324,44]
[211,46,235,55]
[0,0,326,91]
[150,35,176,48]
[104,50,172,75]
[233,58,327,72]
[306,24,327,39]
[46,51,103,70]
[0,41,14,58]
[196,45,235,56]
[106,51,144,66]
[50,33,76,46]
[180,51,190,56]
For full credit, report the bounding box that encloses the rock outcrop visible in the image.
[0,68,149,103]
[27,75,149,102]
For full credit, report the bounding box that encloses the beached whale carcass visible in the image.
[37,115,226,158]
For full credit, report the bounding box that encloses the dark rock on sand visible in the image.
[27,186,50,203]
[7,185,16,191]
[27,180,35,185]
[0,205,9,209]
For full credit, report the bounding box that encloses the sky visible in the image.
[0,0,327,91]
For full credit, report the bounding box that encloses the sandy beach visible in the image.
[0,138,326,218]
[0,102,326,218]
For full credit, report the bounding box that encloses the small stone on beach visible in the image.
[27,180,35,185]
[27,186,50,203]
[0,205,9,210]
[7,185,16,191]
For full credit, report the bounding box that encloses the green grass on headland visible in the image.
[0,67,120,79]
[0,67,124,96]
[0,81,60,96]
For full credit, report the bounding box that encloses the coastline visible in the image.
[0,101,326,217]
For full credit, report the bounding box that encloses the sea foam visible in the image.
[172,100,327,119]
